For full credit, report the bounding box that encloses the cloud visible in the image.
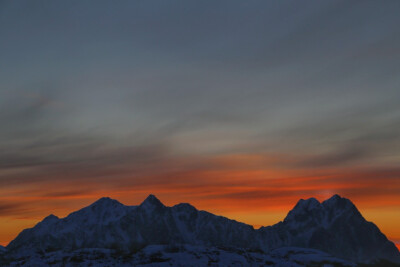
[0,201,33,217]
[294,147,370,168]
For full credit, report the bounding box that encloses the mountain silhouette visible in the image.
[3,194,400,266]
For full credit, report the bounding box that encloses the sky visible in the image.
[0,0,400,249]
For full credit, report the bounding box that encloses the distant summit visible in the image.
[3,194,400,266]
[259,194,399,263]
[283,194,359,226]
[139,194,166,211]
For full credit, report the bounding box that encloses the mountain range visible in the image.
[1,194,399,266]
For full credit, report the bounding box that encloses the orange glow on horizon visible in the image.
[0,154,399,249]
[0,190,399,249]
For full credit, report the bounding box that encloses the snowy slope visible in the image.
[5,194,400,265]
[7,197,137,254]
[3,245,356,267]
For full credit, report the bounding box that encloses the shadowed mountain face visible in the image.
[6,195,400,264]
[258,195,400,263]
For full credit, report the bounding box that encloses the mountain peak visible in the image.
[284,197,321,223]
[45,214,58,219]
[294,197,321,211]
[43,214,59,222]
[91,197,121,206]
[140,194,165,210]
[301,197,320,206]
[322,194,355,210]
[37,214,59,228]
[88,197,125,212]
[329,194,342,200]
[324,194,343,204]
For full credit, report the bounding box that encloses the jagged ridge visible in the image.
[6,194,400,264]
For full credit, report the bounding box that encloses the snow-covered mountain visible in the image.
[258,195,400,263]
[4,194,400,266]
[7,195,256,255]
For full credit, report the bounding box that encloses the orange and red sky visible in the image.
[0,0,400,251]
[0,157,399,248]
